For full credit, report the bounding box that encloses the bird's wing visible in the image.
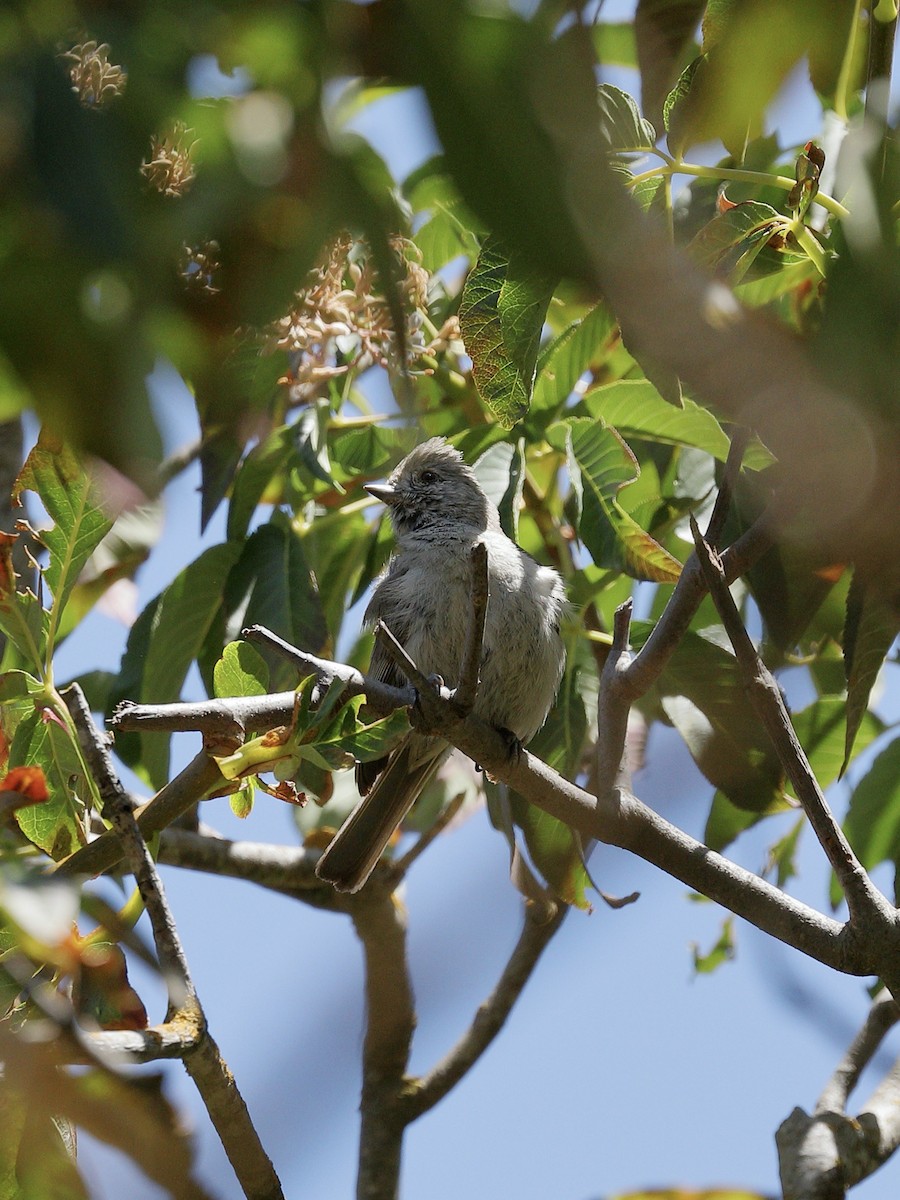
[355,562,414,794]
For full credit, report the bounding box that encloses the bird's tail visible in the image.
[315,740,447,893]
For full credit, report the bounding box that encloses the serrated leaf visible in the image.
[843,576,900,774]
[563,418,682,582]
[663,54,703,150]
[10,713,87,860]
[14,435,114,621]
[597,84,657,152]
[213,641,269,701]
[687,202,786,279]
[532,302,615,415]
[0,531,45,674]
[584,379,774,467]
[459,236,557,428]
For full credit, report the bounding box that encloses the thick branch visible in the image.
[351,884,416,1200]
[778,991,900,1198]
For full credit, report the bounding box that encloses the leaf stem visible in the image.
[628,160,850,221]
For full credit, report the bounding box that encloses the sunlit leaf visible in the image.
[559,418,682,582]
[459,236,557,428]
[596,84,657,153]
[14,435,114,624]
[9,713,87,860]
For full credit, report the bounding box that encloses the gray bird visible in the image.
[315,437,566,892]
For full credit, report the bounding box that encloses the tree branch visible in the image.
[403,901,566,1121]
[62,686,285,1200]
[777,990,900,1198]
[688,521,898,944]
[351,883,416,1200]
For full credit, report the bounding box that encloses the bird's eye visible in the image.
[420,469,438,485]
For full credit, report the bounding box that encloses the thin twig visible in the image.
[454,542,489,711]
[689,519,894,930]
[403,901,567,1120]
[55,750,225,879]
[62,686,286,1200]
[64,684,198,1013]
[392,791,468,877]
[817,988,900,1113]
[594,599,635,798]
[706,427,750,548]
[620,512,774,701]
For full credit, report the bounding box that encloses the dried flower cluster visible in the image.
[140,122,198,197]
[179,241,221,296]
[59,40,127,110]
[265,234,438,402]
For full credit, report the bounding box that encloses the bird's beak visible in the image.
[364,482,399,505]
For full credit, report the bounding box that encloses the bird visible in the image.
[314,437,566,893]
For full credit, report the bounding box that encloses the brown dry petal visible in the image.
[265,233,433,399]
[141,123,198,197]
[59,40,127,110]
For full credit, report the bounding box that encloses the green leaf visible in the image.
[213,641,269,701]
[663,54,704,151]
[597,84,657,153]
[459,236,557,428]
[0,544,45,676]
[510,793,590,909]
[635,0,705,127]
[687,202,786,280]
[230,783,255,820]
[218,515,327,690]
[14,435,114,621]
[127,543,242,788]
[843,576,900,774]
[583,379,773,467]
[559,418,682,582]
[843,736,900,884]
[10,712,87,860]
[704,788,794,853]
[631,622,785,814]
[473,440,524,541]
[792,695,883,796]
[532,302,615,415]
[227,426,294,543]
[591,23,638,69]
[692,916,735,973]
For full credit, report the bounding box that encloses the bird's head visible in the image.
[366,438,494,537]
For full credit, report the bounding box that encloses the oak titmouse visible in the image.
[315,438,566,892]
